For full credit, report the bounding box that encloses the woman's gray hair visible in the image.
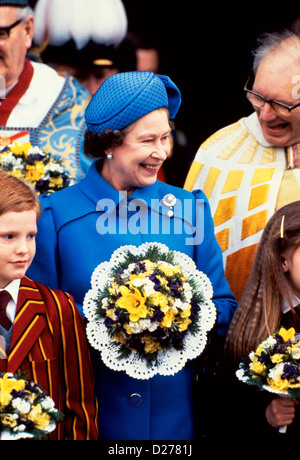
[252,29,300,74]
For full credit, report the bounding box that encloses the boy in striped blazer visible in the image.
[0,171,98,440]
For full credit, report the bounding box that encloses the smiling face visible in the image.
[101,108,172,195]
[0,210,37,288]
[0,7,34,89]
[253,41,300,147]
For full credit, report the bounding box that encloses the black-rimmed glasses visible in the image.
[244,76,300,116]
[0,19,23,43]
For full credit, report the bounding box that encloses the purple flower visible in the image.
[151,308,165,323]
[148,273,161,290]
[168,280,182,297]
[282,363,300,381]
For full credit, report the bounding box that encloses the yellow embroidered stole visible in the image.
[184,115,300,300]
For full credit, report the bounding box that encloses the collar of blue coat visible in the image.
[41,161,198,231]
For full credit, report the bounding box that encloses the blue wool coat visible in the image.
[28,161,237,440]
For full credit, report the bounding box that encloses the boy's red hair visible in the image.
[0,170,41,220]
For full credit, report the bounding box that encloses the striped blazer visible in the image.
[0,276,98,440]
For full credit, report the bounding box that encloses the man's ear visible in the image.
[24,15,34,50]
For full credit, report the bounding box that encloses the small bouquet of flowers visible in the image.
[236,327,300,433]
[0,142,73,195]
[0,372,63,440]
[83,243,217,379]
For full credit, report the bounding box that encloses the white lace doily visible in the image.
[83,243,217,379]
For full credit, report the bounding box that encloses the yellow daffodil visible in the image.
[180,305,191,319]
[178,318,192,332]
[10,141,31,158]
[158,264,181,277]
[28,404,51,430]
[108,281,119,296]
[149,292,169,312]
[25,162,45,183]
[10,170,24,179]
[49,176,63,187]
[289,379,300,388]
[116,285,148,322]
[160,309,176,328]
[124,324,133,335]
[271,353,285,364]
[114,331,127,345]
[268,377,290,392]
[1,414,18,428]
[106,309,116,320]
[255,345,263,356]
[278,327,295,342]
[249,359,267,376]
[0,374,26,406]
[141,336,161,354]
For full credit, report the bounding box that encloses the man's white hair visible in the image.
[252,29,300,73]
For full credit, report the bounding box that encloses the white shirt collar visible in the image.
[0,279,21,305]
[282,294,300,314]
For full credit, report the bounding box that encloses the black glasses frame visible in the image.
[0,19,23,40]
[244,76,300,114]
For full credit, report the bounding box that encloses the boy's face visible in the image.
[0,210,37,288]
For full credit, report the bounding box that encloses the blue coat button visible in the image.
[128,393,142,407]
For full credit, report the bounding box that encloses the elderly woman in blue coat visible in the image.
[28,71,237,440]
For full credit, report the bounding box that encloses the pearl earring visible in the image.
[107,152,112,160]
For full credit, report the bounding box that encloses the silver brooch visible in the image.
[162,194,176,217]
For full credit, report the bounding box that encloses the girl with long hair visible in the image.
[225,201,300,433]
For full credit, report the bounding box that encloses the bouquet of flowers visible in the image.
[0,142,73,195]
[236,327,300,433]
[83,243,217,379]
[0,372,63,440]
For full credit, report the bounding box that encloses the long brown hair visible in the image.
[225,201,300,361]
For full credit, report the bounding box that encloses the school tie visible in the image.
[0,290,12,331]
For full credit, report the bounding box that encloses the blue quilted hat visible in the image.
[85,71,181,134]
[0,0,28,5]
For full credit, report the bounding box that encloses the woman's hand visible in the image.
[265,397,298,428]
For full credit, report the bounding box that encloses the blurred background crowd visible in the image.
[26,0,300,185]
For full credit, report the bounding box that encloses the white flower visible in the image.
[183,282,193,301]
[236,369,248,382]
[1,152,23,169]
[12,397,31,414]
[44,163,64,174]
[268,362,285,380]
[28,146,45,156]
[132,277,154,297]
[14,424,26,433]
[261,336,277,351]
[173,298,190,311]
[41,396,55,411]
[101,298,109,309]
[292,346,300,359]
[128,319,158,334]
[44,421,56,433]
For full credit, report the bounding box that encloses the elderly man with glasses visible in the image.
[185,28,300,301]
[0,0,92,182]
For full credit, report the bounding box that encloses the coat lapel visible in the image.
[6,277,47,373]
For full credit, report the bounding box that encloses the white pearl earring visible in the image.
[107,152,112,160]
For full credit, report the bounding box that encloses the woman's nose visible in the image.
[151,142,169,161]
